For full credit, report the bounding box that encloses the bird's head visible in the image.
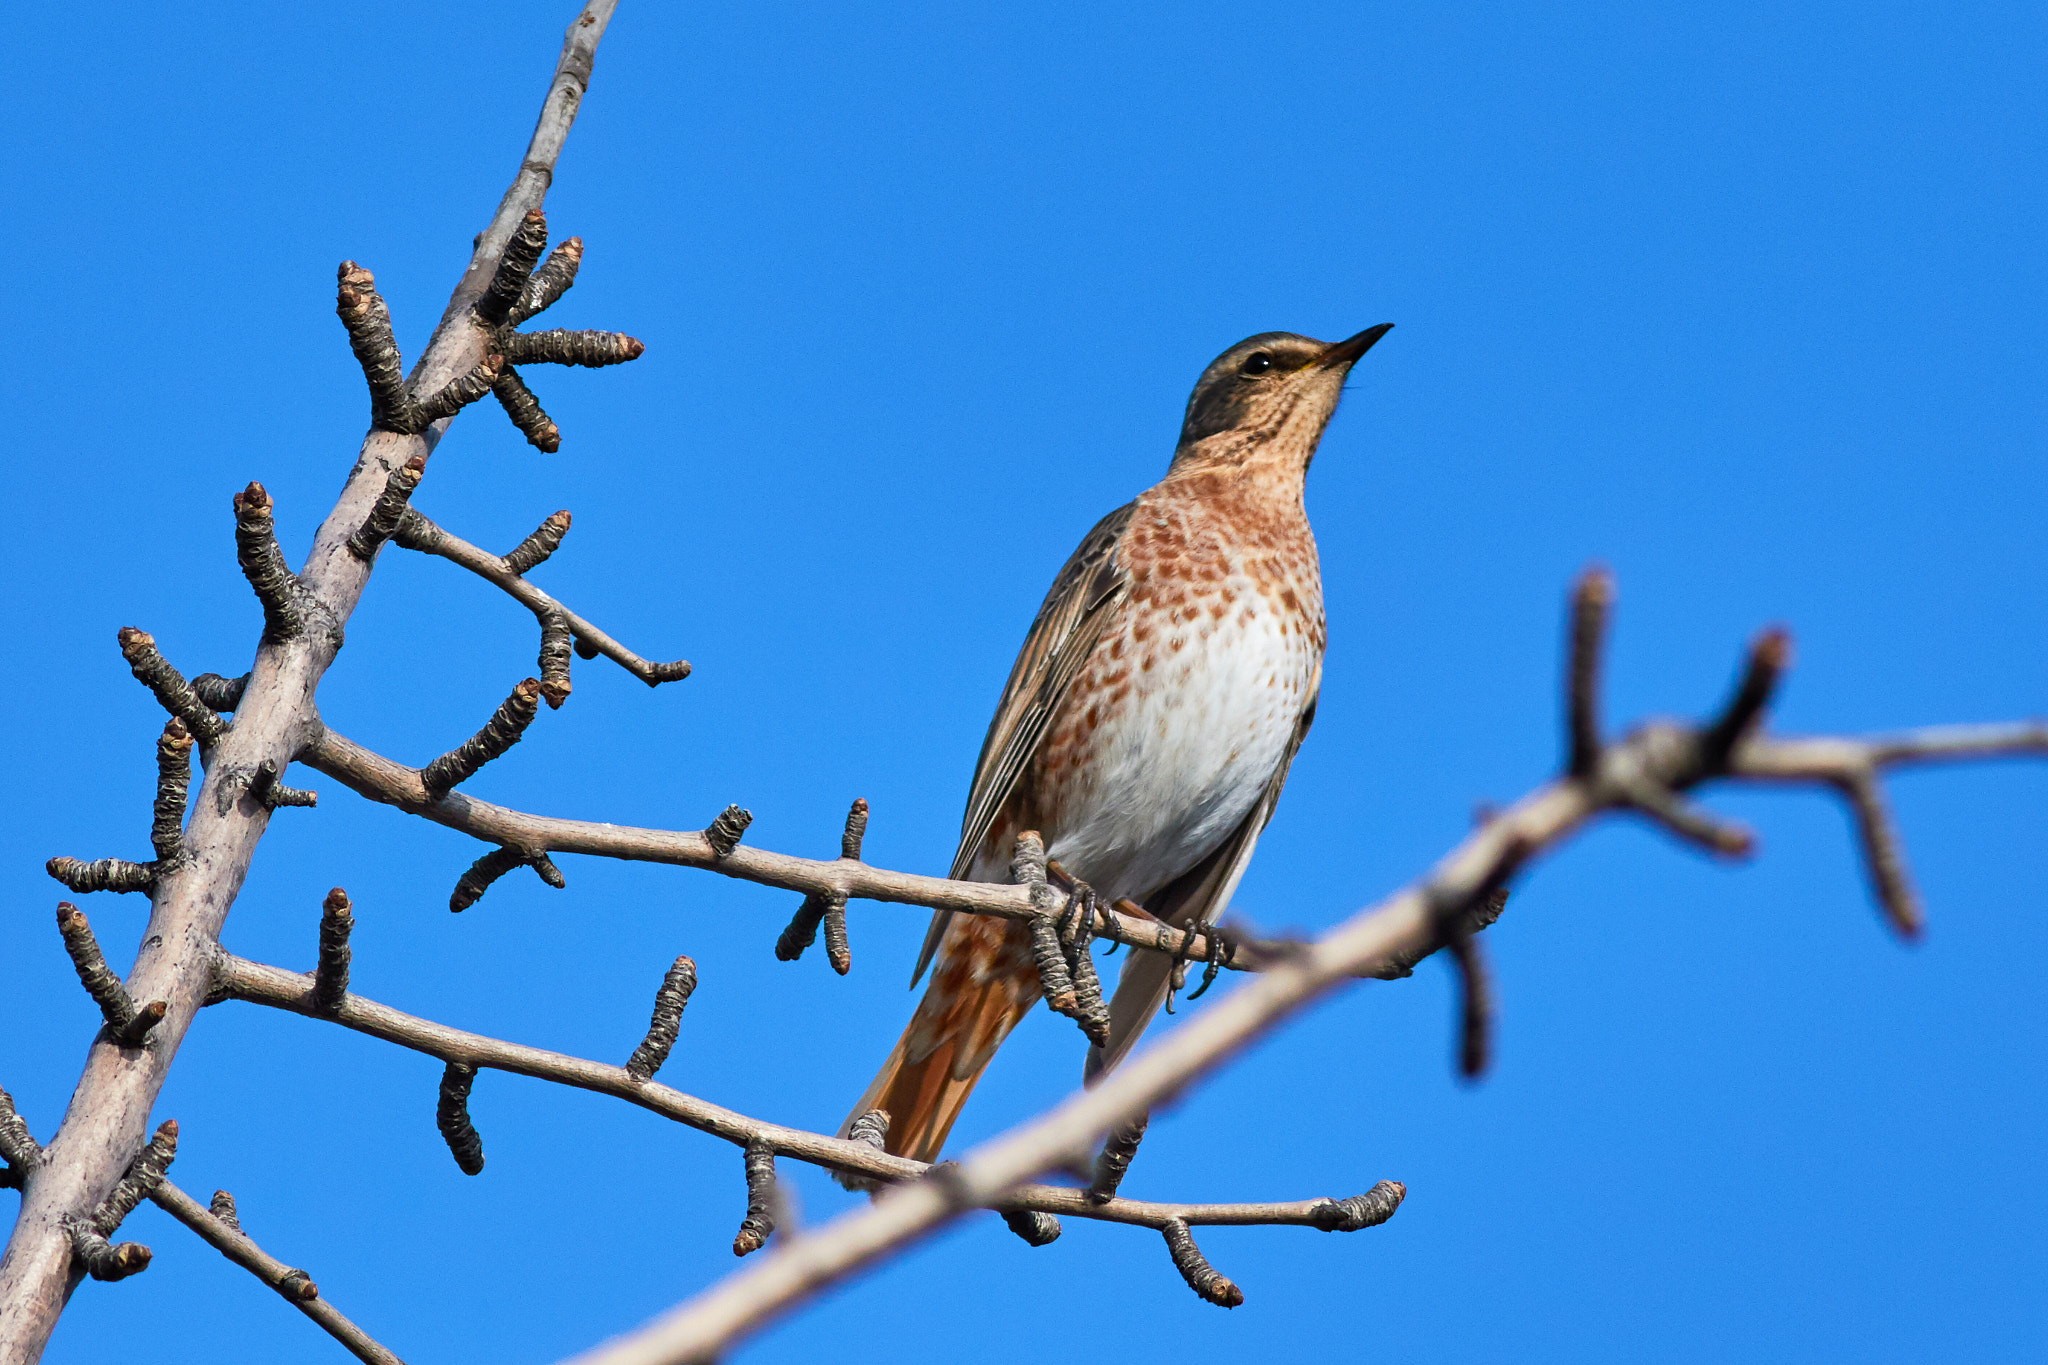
[1170,324,1393,477]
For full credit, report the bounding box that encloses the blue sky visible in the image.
[5,2,2044,1362]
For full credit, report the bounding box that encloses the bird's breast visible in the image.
[1031,495,1323,901]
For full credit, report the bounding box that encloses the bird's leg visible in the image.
[1183,925,1235,1002]
[1162,922,1200,1015]
[1044,866,1111,1048]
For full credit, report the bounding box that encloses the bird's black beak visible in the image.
[1315,322,1394,369]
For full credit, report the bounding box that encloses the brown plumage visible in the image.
[845,325,1393,1163]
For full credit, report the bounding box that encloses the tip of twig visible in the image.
[540,678,572,708]
[1574,563,1614,607]
[623,337,646,360]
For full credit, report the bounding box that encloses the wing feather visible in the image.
[910,502,1138,986]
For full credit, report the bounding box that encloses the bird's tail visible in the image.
[840,917,1038,1164]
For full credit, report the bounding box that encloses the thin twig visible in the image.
[207,952,1400,1237]
[150,1179,407,1365]
[390,509,690,687]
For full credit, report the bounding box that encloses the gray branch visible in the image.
[0,5,624,1356]
[150,1179,406,1365]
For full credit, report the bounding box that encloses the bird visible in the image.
[844,324,1393,1164]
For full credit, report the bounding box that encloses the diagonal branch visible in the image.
[543,614,2046,1364]
[205,952,1404,1241]
[392,508,690,688]
[149,1180,405,1365]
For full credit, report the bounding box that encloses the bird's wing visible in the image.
[910,501,1139,987]
[1084,683,1319,1081]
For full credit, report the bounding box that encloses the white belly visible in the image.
[1040,581,1318,902]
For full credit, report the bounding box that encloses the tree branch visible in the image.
[149,1180,405,1365]
[392,508,691,688]
[204,952,1403,1240]
[542,606,2046,1365]
[0,6,624,1357]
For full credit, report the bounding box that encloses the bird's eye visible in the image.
[1240,352,1275,376]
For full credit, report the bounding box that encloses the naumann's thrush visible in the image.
[846,325,1394,1162]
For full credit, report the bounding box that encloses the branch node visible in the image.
[704,805,753,858]
[334,262,411,430]
[538,606,574,707]
[232,482,306,641]
[151,718,193,869]
[347,456,427,561]
[208,1189,240,1231]
[625,955,697,1082]
[503,510,573,575]
[1161,1217,1243,1308]
[1835,767,1924,939]
[47,856,156,896]
[1566,565,1613,777]
[1310,1180,1408,1232]
[436,1063,485,1175]
[1000,1209,1062,1246]
[313,887,354,1013]
[422,679,544,799]
[449,845,559,910]
[511,235,583,324]
[190,672,249,712]
[1698,627,1794,773]
[117,627,227,747]
[732,1140,777,1256]
[96,1119,178,1235]
[492,367,561,451]
[1087,1113,1148,1204]
[57,902,142,1037]
[1444,925,1493,1080]
[476,208,549,328]
[0,1086,42,1179]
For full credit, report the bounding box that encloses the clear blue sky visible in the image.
[5,2,2044,1362]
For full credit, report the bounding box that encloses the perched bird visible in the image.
[845,325,1393,1163]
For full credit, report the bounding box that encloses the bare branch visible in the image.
[207,952,1399,1240]
[300,724,1487,980]
[391,507,691,687]
[549,640,2045,1364]
[151,1180,406,1365]
[0,7,624,1352]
